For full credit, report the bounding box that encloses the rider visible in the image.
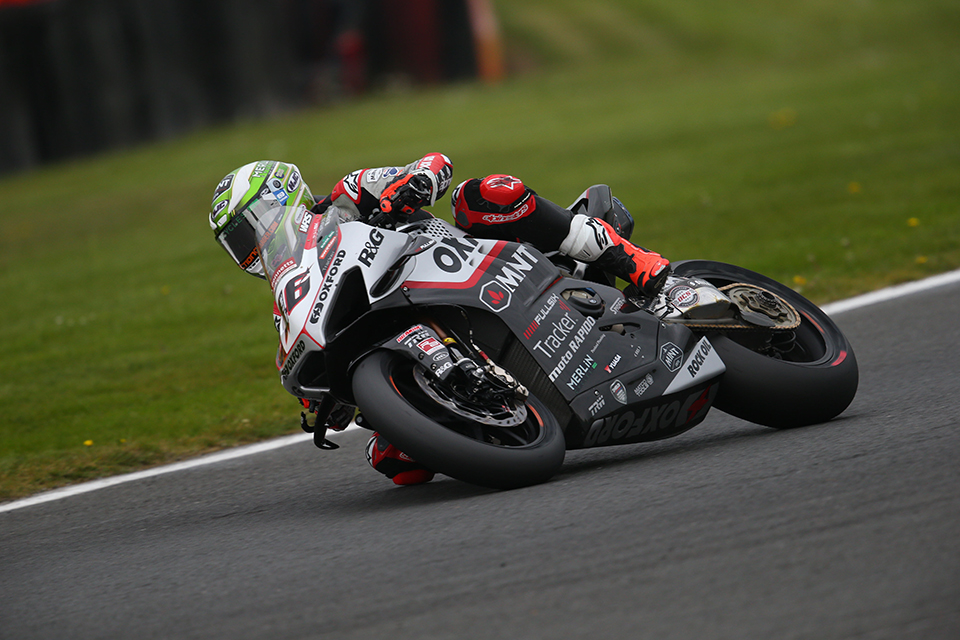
[209,153,671,485]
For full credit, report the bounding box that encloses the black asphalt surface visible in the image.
[2,281,959,640]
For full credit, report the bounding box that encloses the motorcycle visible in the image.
[248,186,858,489]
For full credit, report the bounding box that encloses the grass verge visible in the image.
[1,0,957,500]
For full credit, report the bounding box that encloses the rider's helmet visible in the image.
[209,160,315,278]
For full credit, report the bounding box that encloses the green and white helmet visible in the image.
[209,160,315,278]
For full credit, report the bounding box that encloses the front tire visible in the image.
[673,260,859,428]
[352,350,566,489]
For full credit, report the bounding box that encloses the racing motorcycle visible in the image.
[250,186,858,490]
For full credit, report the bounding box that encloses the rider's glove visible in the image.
[379,172,433,217]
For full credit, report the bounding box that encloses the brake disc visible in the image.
[413,366,528,427]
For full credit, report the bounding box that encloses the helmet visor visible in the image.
[216,210,261,274]
[216,189,287,275]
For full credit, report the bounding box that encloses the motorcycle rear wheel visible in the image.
[672,260,859,428]
[352,350,566,489]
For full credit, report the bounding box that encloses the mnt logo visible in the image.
[477,244,538,313]
[480,281,511,312]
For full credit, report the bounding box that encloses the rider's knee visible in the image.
[451,175,536,230]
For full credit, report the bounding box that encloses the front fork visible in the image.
[386,322,527,399]
[305,321,528,449]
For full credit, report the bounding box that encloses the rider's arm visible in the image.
[327,153,454,218]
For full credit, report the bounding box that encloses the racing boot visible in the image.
[365,433,435,485]
[559,214,670,297]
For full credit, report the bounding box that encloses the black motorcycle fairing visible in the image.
[291,220,726,451]
[392,238,725,448]
[500,298,722,449]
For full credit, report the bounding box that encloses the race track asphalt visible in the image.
[2,281,958,640]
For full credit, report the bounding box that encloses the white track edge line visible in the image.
[1,426,360,514]
[819,268,960,316]
[4,267,959,514]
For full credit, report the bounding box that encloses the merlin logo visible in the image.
[480,281,512,312]
[565,354,597,391]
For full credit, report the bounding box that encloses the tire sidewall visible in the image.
[673,260,859,428]
[353,350,567,489]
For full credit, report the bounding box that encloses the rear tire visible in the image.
[673,260,858,428]
[352,350,566,489]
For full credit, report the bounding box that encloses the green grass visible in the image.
[1,0,958,500]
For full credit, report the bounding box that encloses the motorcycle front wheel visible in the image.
[352,350,566,490]
[672,260,859,429]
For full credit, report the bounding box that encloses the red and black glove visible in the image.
[379,172,433,216]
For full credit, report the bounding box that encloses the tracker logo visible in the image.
[480,281,512,312]
[544,316,597,382]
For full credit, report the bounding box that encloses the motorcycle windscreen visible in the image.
[249,201,313,291]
